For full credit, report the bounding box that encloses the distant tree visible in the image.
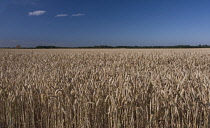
[16,45,21,49]
[35,46,57,49]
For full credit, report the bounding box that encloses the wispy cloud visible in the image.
[55,14,68,17]
[72,13,85,17]
[28,10,46,16]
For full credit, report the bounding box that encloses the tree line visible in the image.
[34,45,210,49]
[1,45,210,49]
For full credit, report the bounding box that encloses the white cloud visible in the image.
[72,13,85,17]
[55,14,68,17]
[28,10,46,16]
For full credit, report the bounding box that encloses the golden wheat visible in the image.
[0,49,210,128]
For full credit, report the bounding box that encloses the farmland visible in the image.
[0,49,210,127]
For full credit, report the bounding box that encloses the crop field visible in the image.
[0,49,210,128]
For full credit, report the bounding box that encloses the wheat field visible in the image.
[0,49,210,128]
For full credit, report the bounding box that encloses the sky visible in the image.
[0,0,210,47]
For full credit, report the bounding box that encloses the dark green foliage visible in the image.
[1,45,210,49]
[35,46,58,49]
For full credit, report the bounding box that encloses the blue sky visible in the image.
[0,0,210,47]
